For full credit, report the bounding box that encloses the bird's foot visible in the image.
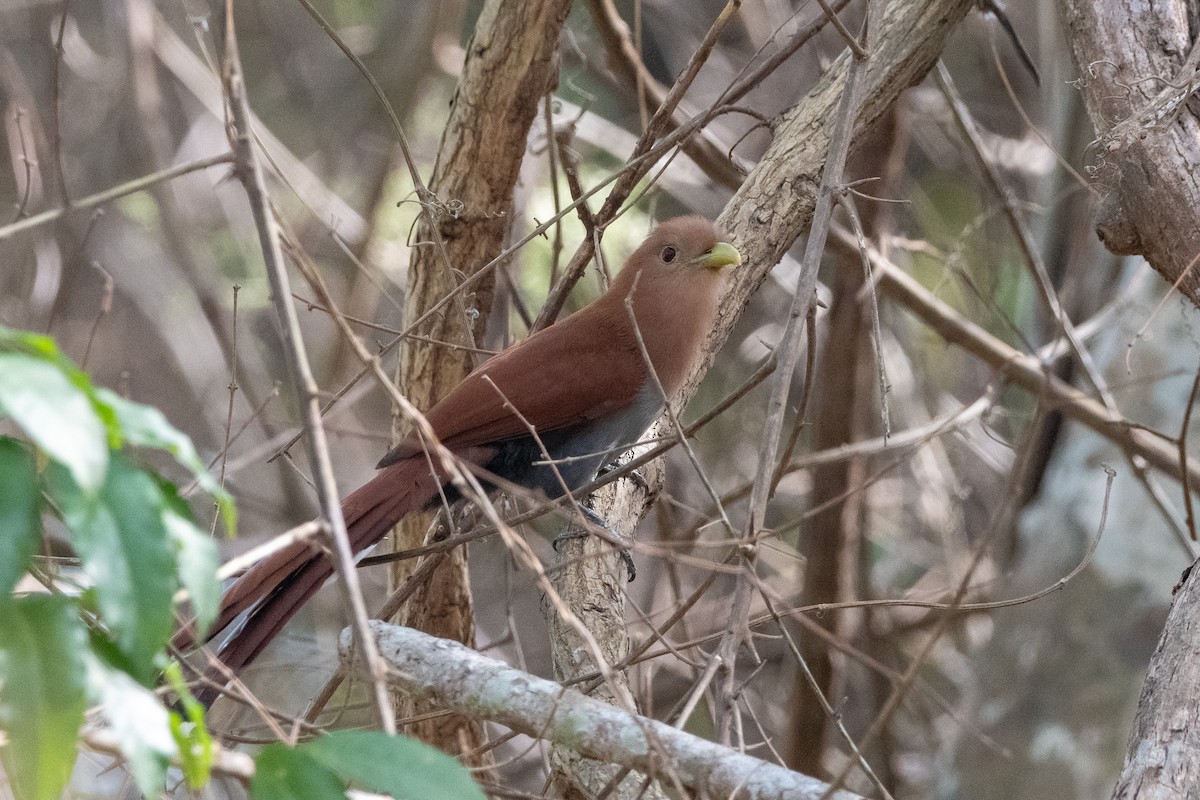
[597,461,649,492]
[552,507,636,582]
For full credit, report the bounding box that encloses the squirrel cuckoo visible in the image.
[179,216,741,690]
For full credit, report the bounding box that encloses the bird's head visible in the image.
[601,216,743,392]
[628,216,743,278]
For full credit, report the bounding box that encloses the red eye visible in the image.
[661,246,677,263]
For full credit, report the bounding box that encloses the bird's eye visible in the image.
[661,246,677,263]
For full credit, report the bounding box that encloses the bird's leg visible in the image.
[552,506,636,582]
[596,460,649,492]
[550,507,596,548]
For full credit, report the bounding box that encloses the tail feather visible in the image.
[179,449,491,702]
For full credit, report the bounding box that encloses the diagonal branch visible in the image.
[837,227,1200,494]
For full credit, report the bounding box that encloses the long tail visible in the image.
[176,453,471,701]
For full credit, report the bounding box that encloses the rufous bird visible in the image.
[178,216,742,693]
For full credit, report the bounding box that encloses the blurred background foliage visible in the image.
[1,0,1195,798]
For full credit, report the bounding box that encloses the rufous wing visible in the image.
[379,300,646,467]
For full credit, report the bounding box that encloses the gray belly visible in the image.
[481,383,661,500]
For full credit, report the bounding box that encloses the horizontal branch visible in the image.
[340,622,864,800]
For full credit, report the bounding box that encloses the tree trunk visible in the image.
[1111,562,1200,799]
[1055,4,1200,794]
[545,0,973,787]
[547,453,668,799]
[388,0,572,758]
[1056,0,1200,307]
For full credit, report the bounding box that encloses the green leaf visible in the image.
[163,661,213,788]
[0,596,88,800]
[97,388,236,535]
[250,733,487,800]
[305,730,486,800]
[0,352,107,491]
[159,482,220,637]
[0,326,68,361]
[47,455,177,683]
[86,651,174,797]
[252,744,347,800]
[0,438,41,595]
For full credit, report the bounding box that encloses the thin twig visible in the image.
[218,284,241,493]
[543,96,566,287]
[833,225,1200,496]
[770,306,819,493]
[50,1,72,205]
[82,728,255,784]
[534,0,743,330]
[219,5,396,734]
[1126,248,1200,373]
[987,32,1090,191]
[9,108,34,222]
[760,588,895,800]
[814,0,867,58]
[938,63,1116,411]
[289,0,474,348]
[818,450,1116,798]
[584,0,743,188]
[218,522,324,582]
[0,151,235,241]
[839,191,891,439]
[623,277,734,534]
[301,549,449,725]
[717,21,870,745]
[79,262,113,369]
[1180,366,1200,539]
[294,293,497,355]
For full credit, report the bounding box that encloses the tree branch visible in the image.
[340,622,866,800]
[836,227,1200,492]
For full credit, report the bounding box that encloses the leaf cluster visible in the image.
[0,327,484,799]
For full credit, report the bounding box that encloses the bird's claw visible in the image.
[618,548,636,582]
[552,508,637,582]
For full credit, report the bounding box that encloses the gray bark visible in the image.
[1057,0,1200,306]
[341,622,867,800]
